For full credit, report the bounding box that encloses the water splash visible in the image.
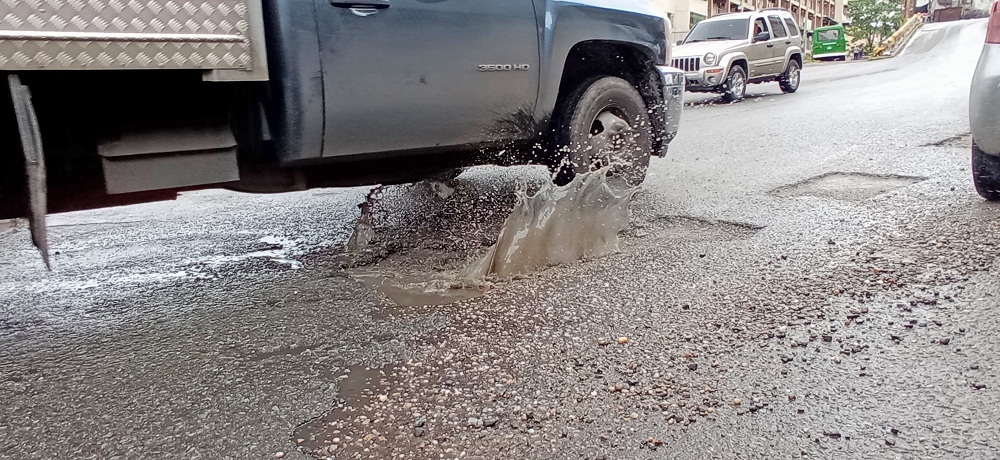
[345,186,385,252]
[461,169,636,280]
[347,169,637,306]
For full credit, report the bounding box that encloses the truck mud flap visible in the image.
[98,121,239,195]
[7,74,50,269]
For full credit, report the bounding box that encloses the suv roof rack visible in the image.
[761,7,789,11]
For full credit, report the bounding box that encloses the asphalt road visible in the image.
[2,19,998,460]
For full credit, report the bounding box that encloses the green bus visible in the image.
[812,24,847,61]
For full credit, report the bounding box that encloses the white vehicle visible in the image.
[971,1,1000,200]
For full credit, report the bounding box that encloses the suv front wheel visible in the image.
[721,65,747,102]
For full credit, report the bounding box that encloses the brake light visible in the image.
[988,0,1000,43]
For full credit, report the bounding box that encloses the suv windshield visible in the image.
[684,18,750,43]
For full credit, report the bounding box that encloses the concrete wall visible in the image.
[968,0,992,17]
[835,0,850,23]
[655,0,709,42]
[928,0,990,20]
[691,0,710,17]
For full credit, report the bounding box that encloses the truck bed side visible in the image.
[0,0,268,80]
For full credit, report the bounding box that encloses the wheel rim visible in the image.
[730,72,745,97]
[572,108,641,182]
[789,64,800,88]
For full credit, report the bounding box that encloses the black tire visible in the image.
[972,141,1000,201]
[549,76,652,187]
[779,59,801,94]
[721,65,747,102]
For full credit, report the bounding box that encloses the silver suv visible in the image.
[673,9,804,102]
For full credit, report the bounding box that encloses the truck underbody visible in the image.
[1,0,683,264]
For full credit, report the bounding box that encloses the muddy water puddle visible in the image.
[343,169,636,307]
[293,364,398,454]
[349,249,485,307]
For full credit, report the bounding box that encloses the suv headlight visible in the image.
[704,52,717,66]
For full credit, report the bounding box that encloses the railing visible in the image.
[873,14,924,56]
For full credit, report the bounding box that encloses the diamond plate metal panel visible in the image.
[0,0,254,71]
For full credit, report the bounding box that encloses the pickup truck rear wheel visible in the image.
[972,141,1000,201]
[550,76,652,187]
[721,66,747,102]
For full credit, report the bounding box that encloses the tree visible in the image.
[847,0,905,53]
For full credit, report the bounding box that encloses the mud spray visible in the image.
[346,170,636,306]
[345,186,386,252]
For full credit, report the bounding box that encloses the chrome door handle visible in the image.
[349,7,379,16]
[331,1,390,7]
[330,1,390,16]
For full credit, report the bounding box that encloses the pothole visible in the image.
[636,215,764,241]
[921,132,972,149]
[349,248,486,307]
[771,172,927,201]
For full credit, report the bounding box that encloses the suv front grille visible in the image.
[671,57,701,72]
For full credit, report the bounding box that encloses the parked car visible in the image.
[812,24,848,61]
[0,0,685,260]
[971,0,1000,200]
[672,8,804,102]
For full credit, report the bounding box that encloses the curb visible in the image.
[873,16,925,59]
[0,219,19,234]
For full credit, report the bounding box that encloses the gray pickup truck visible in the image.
[0,0,683,261]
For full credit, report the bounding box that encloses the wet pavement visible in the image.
[2,19,999,460]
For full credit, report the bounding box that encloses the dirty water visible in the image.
[293,364,398,453]
[343,170,637,307]
[461,170,636,279]
[349,248,485,307]
[345,186,386,252]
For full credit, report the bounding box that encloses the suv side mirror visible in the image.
[753,32,771,43]
[676,39,684,46]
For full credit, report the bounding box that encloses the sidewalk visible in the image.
[805,57,872,66]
